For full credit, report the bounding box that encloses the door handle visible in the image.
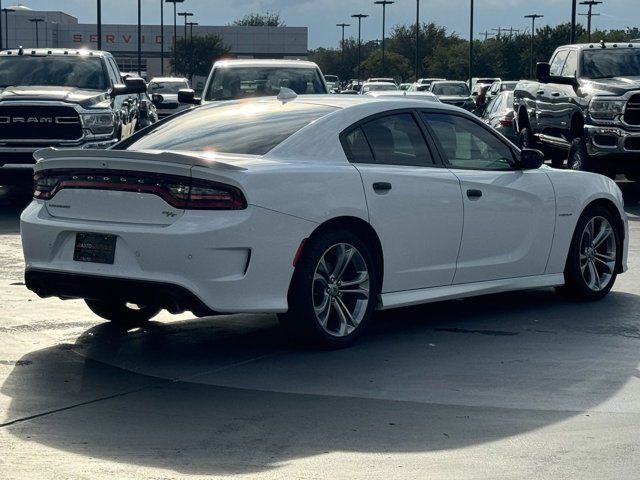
[373,182,392,193]
[466,189,483,199]
[536,90,545,95]
[551,92,561,97]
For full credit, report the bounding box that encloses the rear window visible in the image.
[127,101,337,155]
[204,66,327,101]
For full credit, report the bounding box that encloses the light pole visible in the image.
[374,1,394,76]
[187,21,198,43]
[0,0,3,51]
[351,13,368,82]
[415,0,420,80]
[336,23,349,66]
[186,21,197,80]
[97,0,101,49]
[178,11,193,45]
[28,18,44,48]
[165,0,185,76]
[570,0,577,43]
[579,1,602,42]
[469,0,474,91]
[1,8,13,50]
[137,0,142,76]
[160,0,164,75]
[525,14,543,79]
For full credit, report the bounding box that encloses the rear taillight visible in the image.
[498,117,513,127]
[34,170,246,210]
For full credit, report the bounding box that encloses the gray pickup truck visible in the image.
[0,48,146,186]
[513,42,640,180]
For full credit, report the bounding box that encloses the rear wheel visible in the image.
[279,229,379,348]
[556,206,620,300]
[85,299,161,325]
[518,126,535,150]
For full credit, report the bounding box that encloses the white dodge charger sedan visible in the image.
[21,94,628,348]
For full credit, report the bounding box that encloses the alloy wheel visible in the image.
[312,243,370,337]
[579,216,617,292]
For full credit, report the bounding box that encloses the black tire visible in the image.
[278,229,380,349]
[556,206,620,301]
[85,299,161,325]
[518,126,535,150]
[568,137,593,172]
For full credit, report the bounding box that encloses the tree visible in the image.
[232,12,285,27]
[359,50,412,81]
[171,34,231,79]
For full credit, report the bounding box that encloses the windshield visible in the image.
[127,101,337,155]
[0,56,107,90]
[363,84,398,92]
[431,83,470,96]
[149,80,189,94]
[204,66,326,101]
[582,49,640,78]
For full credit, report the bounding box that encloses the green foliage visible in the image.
[171,34,231,78]
[309,22,640,83]
[231,12,285,27]
[359,50,413,80]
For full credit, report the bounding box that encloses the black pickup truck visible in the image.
[513,42,640,180]
[0,48,146,186]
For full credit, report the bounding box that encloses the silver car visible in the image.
[148,77,191,119]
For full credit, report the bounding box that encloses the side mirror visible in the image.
[536,62,551,82]
[520,148,544,170]
[111,76,147,97]
[178,88,201,105]
[151,93,164,107]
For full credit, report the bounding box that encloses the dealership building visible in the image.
[0,4,309,79]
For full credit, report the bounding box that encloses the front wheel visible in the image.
[279,229,379,348]
[568,137,593,172]
[556,206,620,301]
[85,299,161,325]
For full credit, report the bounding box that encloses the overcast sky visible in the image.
[18,0,639,48]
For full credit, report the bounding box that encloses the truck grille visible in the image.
[0,105,82,140]
[625,94,640,126]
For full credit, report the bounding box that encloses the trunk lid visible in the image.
[33,148,247,225]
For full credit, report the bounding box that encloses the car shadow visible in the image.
[2,288,640,475]
[619,180,640,218]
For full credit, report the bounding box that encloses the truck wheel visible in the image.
[85,299,161,326]
[278,229,379,349]
[556,206,620,301]
[568,137,593,172]
[518,127,535,149]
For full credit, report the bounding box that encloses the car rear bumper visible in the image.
[20,200,316,314]
[25,269,217,316]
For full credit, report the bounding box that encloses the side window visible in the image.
[562,50,578,77]
[105,58,120,86]
[549,50,569,76]
[422,112,515,170]
[343,127,374,163]
[358,113,434,167]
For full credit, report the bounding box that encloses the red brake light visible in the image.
[33,170,246,210]
[498,117,513,127]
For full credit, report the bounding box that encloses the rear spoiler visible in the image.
[33,148,248,172]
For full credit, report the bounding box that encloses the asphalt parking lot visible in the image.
[1,182,640,479]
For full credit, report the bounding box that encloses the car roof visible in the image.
[213,59,320,68]
[431,80,467,85]
[149,77,189,82]
[195,94,461,113]
[567,42,640,50]
[0,48,109,57]
[363,81,396,86]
